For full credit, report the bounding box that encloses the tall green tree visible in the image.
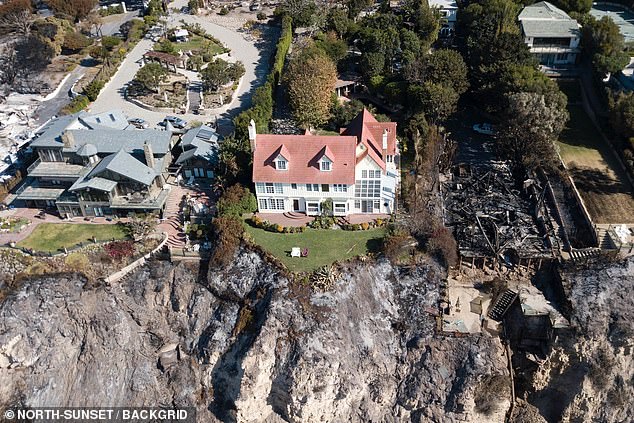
[409,82,459,123]
[135,62,168,92]
[405,49,469,96]
[581,15,629,75]
[201,58,245,92]
[497,92,568,171]
[285,48,338,128]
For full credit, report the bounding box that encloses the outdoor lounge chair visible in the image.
[291,247,301,258]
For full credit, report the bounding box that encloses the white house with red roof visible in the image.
[250,109,400,216]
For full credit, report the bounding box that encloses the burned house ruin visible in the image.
[442,163,560,270]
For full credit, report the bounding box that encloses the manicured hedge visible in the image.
[233,16,292,140]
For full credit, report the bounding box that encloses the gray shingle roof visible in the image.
[30,112,172,155]
[64,129,172,155]
[519,1,580,38]
[89,150,157,186]
[176,125,220,164]
[30,113,84,147]
[77,143,98,157]
[69,176,118,192]
[78,110,129,130]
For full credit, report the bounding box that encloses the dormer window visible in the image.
[275,154,288,170]
[320,158,331,171]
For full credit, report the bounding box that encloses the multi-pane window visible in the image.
[321,160,331,171]
[354,200,360,209]
[355,180,381,197]
[256,182,264,193]
[259,198,285,210]
[334,203,346,214]
[274,183,283,194]
[265,183,275,193]
[306,184,319,192]
[361,170,367,178]
[333,184,347,192]
[276,159,287,170]
[307,202,319,213]
[386,155,393,163]
[321,184,329,192]
[291,183,297,189]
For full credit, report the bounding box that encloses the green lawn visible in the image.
[173,35,224,54]
[245,224,385,272]
[557,105,634,223]
[18,223,130,253]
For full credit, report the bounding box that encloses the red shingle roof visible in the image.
[252,109,397,184]
[253,134,357,184]
[341,109,398,171]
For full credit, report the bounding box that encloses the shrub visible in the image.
[218,6,229,15]
[426,226,458,267]
[352,224,360,231]
[65,253,89,272]
[62,95,90,114]
[276,224,283,233]
[382,225,411,262]
[104,240,135,260]
[63,31,92,52]
[82,79,104,101]
[361,222,369,230]
[257,12,267,20]
[217,184,257,217]
[101,35,122,50]
[210,216,244,267]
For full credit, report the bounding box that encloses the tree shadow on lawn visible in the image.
[570,166,633,196]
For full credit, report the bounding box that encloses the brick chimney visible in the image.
[248,119,257,152]
[62,131,75,148]
[143,141,155,169]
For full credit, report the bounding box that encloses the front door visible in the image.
[361,200,372,213]
[293,199,300,211]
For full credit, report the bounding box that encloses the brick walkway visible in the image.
[157,183,214,249]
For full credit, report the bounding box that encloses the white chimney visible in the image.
[382,128,388,152]
[248,119,257,152]
[143,141,155,169]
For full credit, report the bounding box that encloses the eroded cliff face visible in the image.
[0,251,508,422]
[522,257,634,423]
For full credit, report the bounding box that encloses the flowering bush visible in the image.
[248,216,305,233]
[104,241,135,260]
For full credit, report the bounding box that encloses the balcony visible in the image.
[27,159,86,179]
[109,187,171,210]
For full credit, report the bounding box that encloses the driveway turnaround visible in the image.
[90,2,274,131]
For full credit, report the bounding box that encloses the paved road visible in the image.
[90,1,274,133]
[33,60,95,125]
[101,11,140,36]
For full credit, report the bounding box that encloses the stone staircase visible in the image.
[282,211,308,220]
[160,193,186,249]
